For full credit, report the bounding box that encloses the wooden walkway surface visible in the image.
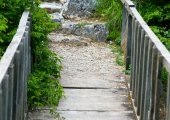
[49,31,136,120]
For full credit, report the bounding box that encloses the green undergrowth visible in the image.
[109,43,125,67]
[109,42,131,75]
[0,0,33,58]
[29,1,64,110]
[134,0,170,50]
[95,0,122,45]
[0,0,63,111]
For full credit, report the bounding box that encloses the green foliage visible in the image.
[95,0,122,45]
[134,0,170,50]
[151,26,170,50]
[109,44,124,66]
[161,67,168,92]
[0,0,63,110]
[0,0,33,46]
[28,2,63,109]
[28,70,63,108]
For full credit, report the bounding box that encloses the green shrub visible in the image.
[95,0,122,45]
[28,70,63,108]
[0,0,32,57]
[134,0,170,50]
[28,2,63,109]
[0,0,63,110]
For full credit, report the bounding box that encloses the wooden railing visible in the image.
[121,0,170,120]
[0,11,31,120]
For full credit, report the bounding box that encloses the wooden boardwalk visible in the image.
[49,32,136,120]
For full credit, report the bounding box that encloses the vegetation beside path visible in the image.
[95,0,170,49]
[0,0,63,110]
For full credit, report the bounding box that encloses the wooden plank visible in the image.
[57,89,133,111]
[61,77,127,89]
[149,47,161,120]
[140,35,149,120]
[2,75,9,120]
[20,40,25,120]
[0,83,2,120]
[126,15,132,70]
[18,42,24,120]
[130,17,135,92]
[136,29,144,115]
[121,4,127,42]
[133,20,138,103]
[58,111,135,120]
[131,18,137,99]
[143,41,153,120]
[166,74,170,120]
[7,64,14,120]
[134,23,140,106]
[13,50,20,120]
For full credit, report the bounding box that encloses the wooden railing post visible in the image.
[2,75,9,120]
[166,74,170,120]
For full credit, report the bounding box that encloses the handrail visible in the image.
[121,0,170,120]
[0,11,31,120]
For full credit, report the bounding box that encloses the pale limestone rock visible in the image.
[60,0,67,4]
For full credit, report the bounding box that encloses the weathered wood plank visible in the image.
[0,84,2,120]
[126,15,132,70]
[130,17,135,92]
[8,64,14,120]
[134,23,140,106]
[140,35,149,120]
[166,74,170,120]
[150,48,162,120]
[13,50,20,120]
[2,75,9,120]
[131,18,136,99]
[57,89,133,111]
[136,29,144,115]
[143,40,153,120]
[58,111,135,120]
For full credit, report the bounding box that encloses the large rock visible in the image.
[62,0,96,19]
[60,20,108,41]
[50,12,64,22]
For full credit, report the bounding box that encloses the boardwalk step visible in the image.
[58,111,135,120]
[57,89,132,111]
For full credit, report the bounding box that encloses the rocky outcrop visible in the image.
[39,0,97,21]
[39,0,109,42]
[62,0,96,19]
[60,20,108,42]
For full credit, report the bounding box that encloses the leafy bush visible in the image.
[29,2,63,109]
[0,0,63,110]
[0,0,34,53]
[134,0,170,50]
[95,0,122,45]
